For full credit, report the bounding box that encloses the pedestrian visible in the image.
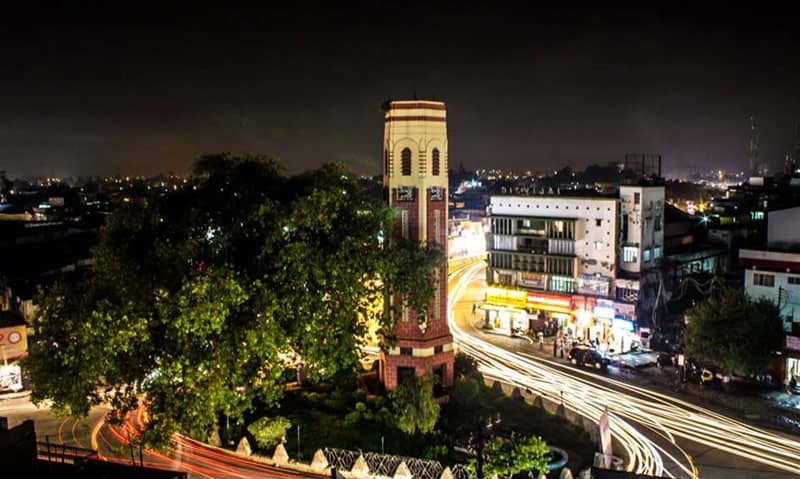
[538,332,544,351]
[553,337,558,357]
[560,338,565,358]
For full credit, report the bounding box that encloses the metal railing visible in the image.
[38,437,98,464]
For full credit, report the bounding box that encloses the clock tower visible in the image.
[380,100,454,390]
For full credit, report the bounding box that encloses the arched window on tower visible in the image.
[401,148,412,176]
[432,148,441,176]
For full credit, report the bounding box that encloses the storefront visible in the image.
[483,305,529,335]
[784,336,800,390]
[484,287,529,336]
[609,302,638,353]
[527,292,572,334]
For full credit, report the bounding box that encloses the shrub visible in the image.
[247,416,291,449]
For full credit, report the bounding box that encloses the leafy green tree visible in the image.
[25,155,441,447]
[475,432,550,479]
[391,374,440,435]
[683,286,783,375]
[247,416,291,449]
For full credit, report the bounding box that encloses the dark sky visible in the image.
[1,4,798,178]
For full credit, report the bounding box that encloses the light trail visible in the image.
[448,261,800,478]
[448,261,695,478]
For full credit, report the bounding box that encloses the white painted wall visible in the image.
[489,196,618,278]
[619,186,665,274]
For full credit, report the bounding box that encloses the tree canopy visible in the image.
[25,155,441,446]
[683,286,783,375]
[391,373,441,435]
[477,432,550,479]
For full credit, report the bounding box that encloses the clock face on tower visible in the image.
[430,186,444,201]
[397,186,414,202]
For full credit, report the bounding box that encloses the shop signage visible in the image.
[614,301,636,320]
[519,272,547,289]
[577,274,611,296]
[527,292,572,313]
[485,287,527,309]
[0,325,27,360]
[612,318,635,332]
[594,305,615,320]
[786,336,800,352]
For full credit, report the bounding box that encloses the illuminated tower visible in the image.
[380,99,454,390]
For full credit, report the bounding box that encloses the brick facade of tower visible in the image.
[380,100,454,391]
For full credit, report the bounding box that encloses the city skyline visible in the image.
[1,5,799,178]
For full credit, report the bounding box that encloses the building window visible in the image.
[595,219,602,227]
[595,241,603,250]
[643,248,651,263]
[654,246,662,259]
[400,347,412,356]
[634,192,640,204]
[434,345,443,354]
[401,148,412,176]
[655,215,662,231]
[788,276,800,285]
[431,148,440,176]
[384,149,389,176]
[623,246,637,263]
[753,273,775,287]
[549,276,575,293]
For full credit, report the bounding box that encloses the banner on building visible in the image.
[519,272,547,289]
[577,275,611,296]
[0,364,22,392]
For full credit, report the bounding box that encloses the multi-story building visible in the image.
[379,100,454,390]
[484,185,665,352]
[740,206,800,385]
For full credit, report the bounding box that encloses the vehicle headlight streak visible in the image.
[450,262,800,478]
[448,262,695,478]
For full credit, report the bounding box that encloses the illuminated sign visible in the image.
[527,292,572,313]
[612,318,635,332]
[594,306,615,320]
[0,325,27,360]
[485,287,527,309]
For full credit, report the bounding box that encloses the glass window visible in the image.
[655,215,662,231]
[643,248,651,262]
[634,192,640,204]
[401,148,412,176]
[623,246,638,263]
[432,148,441,176]
[788,276,800,285]
[753,273,775,287]
[654,246,662,259]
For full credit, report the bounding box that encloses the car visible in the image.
[567,347,610,372]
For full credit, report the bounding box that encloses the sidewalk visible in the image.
[474,321,800,436]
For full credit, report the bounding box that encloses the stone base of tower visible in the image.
[380,340,454,391]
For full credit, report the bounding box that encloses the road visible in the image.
[448,260,800,479]
[0,395,320,478]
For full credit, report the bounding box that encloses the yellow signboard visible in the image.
[0,325,28,360]
[485,287,527,309]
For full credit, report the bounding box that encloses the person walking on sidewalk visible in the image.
[560,337,565,358]
[553,337,558,357]
[538,331,544,351]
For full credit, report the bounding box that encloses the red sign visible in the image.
[786,336,800,352]
[527,292,571,309]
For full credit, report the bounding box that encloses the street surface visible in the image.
[448,260,800,479]
[0,395,319,478]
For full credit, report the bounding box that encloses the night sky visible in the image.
[1,4,798,178]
